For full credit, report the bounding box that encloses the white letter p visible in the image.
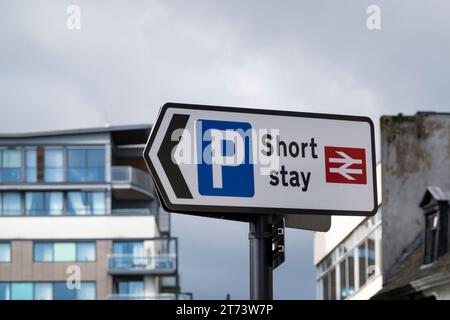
[210,130,245,189]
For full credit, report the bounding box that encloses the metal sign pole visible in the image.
[249,214,273,300]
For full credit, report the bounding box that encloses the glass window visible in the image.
[2,192,22,216]
[339,259,347,299]
[87,149,105,181]
[34,243,53,262]
[1,149,22,182]
[44,148,64,182]
[113,241,144,269]
[25,192,44,216]
[11,283,33,300]
[117,280,144,295]
[317,218,382,300]
[322,274,329,300]
[91,192,106,215]
[25,149,37,182]
[68,191,106,215]
[0,282,95,300]
[160,276,177,287]
[26,192,63,216]
[53,282,77,300]
[424,213,438,264]
[35,242,95,262]
[67,192,86,215]
[77,282,96,300]
[367,237,376,278]
[46,192,63,215]
[113,241,144,255]
[67,149,86,182]
[0,243,11,262]
[68,148,105,182]
[77,242,96,262]
[358,242,367,287]
[68,149,86,168]
[0,283,10,300]
[54,243,76,262]
[34,283,53,300]
[348,252,355,296]
[329,268,336,300]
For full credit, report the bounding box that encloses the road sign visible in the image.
[144,102,377,218]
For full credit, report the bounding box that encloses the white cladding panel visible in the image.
[0,216,158,239]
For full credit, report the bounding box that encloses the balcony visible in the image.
[107,293,191,300]
[158,208,171,235]
[160,275,179,293]
[107,254,176,275]
[111,166,154,200]
[111,208,154,216]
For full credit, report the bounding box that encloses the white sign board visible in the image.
[144,103,377,220]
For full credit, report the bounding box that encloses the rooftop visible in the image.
[374,237,450,299]
[374,186,450,299]
[0,123,152,139]
[0,124,152,146]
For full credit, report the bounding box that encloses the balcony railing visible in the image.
[111,208,154,216]
[107,293,191,300]
[108,254,176,275]
[111,166,154,198]
[160,276,178,288]
[158,208,171,234]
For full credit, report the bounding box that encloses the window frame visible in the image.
[0,190,107,217]
[33,242,54,262]
[33,241,97,263]
[0,145,106,184]
[0,242,11,263]
[25,147,37,183]
[424,211,439,264]
[114,277,145,296]
[316,212,382,300]
[76,241,97,262]
[0,191,23,216]
[67,146,106,183]
[43,146,65,183]
[0,148,24,183]
[11,282,34,300]
[25,191,64,216]
[67,191,106,216]
[0,282,11,300]
[0,281,96,300]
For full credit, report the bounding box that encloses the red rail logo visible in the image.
[324,146,367,184]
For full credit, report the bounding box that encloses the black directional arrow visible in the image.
[157,114,193,199]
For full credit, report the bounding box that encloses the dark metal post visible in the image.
[249,214,273,300]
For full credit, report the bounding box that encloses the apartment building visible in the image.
[315,112,450,300]
[314,164,382,300]
[374,113,450,299]
[0,124,190,300]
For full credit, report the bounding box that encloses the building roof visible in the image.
[374,238,450,299]
[0,123,152,139]
[420,186,450,207]
[374,187,450,299]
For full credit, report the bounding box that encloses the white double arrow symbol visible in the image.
[329,151,363,180]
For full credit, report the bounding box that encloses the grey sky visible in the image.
[1,1,449,299]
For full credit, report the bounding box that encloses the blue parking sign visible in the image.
[196,119,255,197]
